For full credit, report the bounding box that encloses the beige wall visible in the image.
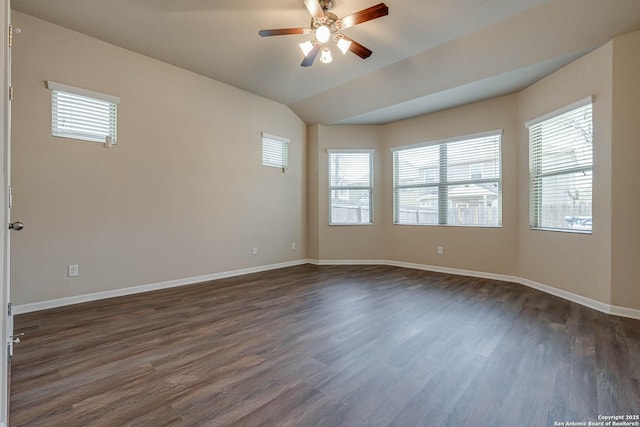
[381,96,520,275]
[306,125,320,260]
[611,31,640,310]
[517,42,613,304]
[308,124,385,260]
[311,96,519,275]
[11,12,306,305]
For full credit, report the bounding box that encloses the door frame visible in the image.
[0,0,10,425]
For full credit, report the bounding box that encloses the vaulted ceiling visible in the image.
[12,0,640,124]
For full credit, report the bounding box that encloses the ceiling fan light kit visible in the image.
[299,40,315,56]
[320,47,333,64]
[258,0,389,67]
[336,36,352,55]
[315,25,331,43]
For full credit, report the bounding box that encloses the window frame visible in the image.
[526,96,593,234]
[391,129,503,227]
[327,148,374,226]
[261,132,289,170]
[47,81,119,145]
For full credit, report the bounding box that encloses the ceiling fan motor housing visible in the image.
[311,12,342,33]
[319,0,333,12]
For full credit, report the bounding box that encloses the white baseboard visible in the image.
[309,259,385,266]
[517,277,613,315]
[13,259,310,315]
[384,260,519,283]
[14,258,640,321]
[608,304,640,320]
[308,258,640,321]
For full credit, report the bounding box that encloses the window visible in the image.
[328,149,374,225]
[527,97,593,232]
[47,81,119,144]
[262,133,289,169]
[392,130,502,226]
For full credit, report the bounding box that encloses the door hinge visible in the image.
[8,25,12,48]
[7,302,11,316]
[8,185,12,209]
[8,85,12,101]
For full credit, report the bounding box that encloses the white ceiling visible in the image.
[11,0,640,125]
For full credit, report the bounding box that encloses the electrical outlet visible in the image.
[252,246,258,256]
[437,246,444,255]
[68,264,79,277]
[291,242,296,250]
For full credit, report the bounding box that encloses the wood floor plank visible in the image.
[9,264,640,426]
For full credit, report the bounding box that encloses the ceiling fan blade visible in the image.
[342,36,372,59]
[301,44,321,67]
[259,28,307,37]
[303,0,325,18]
[341,3,389,29]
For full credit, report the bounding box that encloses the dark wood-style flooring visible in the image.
[10,264,640,426]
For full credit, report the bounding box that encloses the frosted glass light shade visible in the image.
[316,25,331,43]
[299,41,314,56]
[320,47,333,64]
[337,38,352,54]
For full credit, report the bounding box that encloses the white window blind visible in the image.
[47,81,119,144]
[328,149,374,225]
[528,99,593,232]
[262,133,289,169]
[392,130,502,226]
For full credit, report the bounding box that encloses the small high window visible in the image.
[47,81,119,144]
[262,133,289,169]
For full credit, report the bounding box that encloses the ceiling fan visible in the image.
[258,0,389,67]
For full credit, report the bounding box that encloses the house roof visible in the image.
[12,0,640,125]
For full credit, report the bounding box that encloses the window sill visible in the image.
[392,223,502,229]
[329,223,374,226]
[529,227,592,235]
